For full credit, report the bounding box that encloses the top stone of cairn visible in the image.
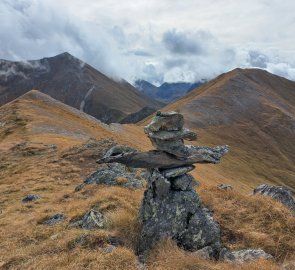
[144,111,184,133]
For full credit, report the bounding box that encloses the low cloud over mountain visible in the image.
[1,0,295,84]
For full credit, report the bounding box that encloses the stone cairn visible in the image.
[98,111,272,261]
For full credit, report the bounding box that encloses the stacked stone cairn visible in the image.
[98,111,272,262]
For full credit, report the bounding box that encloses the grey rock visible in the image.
[69,209,104,229]
[84,163,146,189]
[22,194,41,203]
[160,165,195,178]
[171,174,198,191]
[147,128,197,141]
[139,169,221,255]
[152,170,171,198]
[217,184,233,191]
[150,137,190,158]
[253,184,295,215]
[103,144,137,159]
[219,248,273,263]
[98,145,229,169]
[144,111,184,133]
[192,246,214,260]
[42,213,64,225]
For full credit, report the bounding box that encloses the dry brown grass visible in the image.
[199,185,295,262]
[1,91,294,269]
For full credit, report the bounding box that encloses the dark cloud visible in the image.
[162,30,204,55]
[248,51,269,68]
[0,0,295,83]
[164,58,187,69]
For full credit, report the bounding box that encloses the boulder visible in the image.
[253,184,295,215]
[139,170,221,256]
[144,111,184,133]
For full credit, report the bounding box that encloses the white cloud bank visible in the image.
[0,0,295,84]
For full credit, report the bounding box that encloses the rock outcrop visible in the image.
[253,184,295,215]
[76,162,146,191]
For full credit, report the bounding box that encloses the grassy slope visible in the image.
[0,90,294,269]
[140,68,295,192]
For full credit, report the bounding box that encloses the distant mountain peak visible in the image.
[135,79,204,103]
[0,53,162,123]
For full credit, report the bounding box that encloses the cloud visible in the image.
[248,51,269,68]
[0,0,295,83]
[162,30,204,55]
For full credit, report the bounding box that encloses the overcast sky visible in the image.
[1,0,295,84]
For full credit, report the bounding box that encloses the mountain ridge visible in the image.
[0,52,163,124]
[142,68,295,191]
[135,79,204,103]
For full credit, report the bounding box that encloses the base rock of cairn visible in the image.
[98,111,272,261]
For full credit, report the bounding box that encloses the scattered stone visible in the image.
[22,194,41,203]
[253,184,295,215]
[42,213,64,225]
[82,163,146,189]
[217,184,233,191]
[193,246,214,260]
[219,248,273,263]
[69,209,104,229]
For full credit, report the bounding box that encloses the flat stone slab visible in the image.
[97,145,229,169]
[160,165,195,178]
[147,128,197,141]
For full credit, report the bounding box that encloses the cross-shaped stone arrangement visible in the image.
[98,111,229,257]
